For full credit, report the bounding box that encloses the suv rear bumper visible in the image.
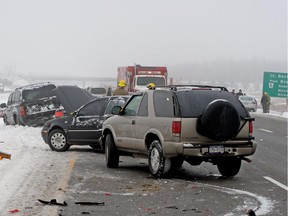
[165,141,257,157]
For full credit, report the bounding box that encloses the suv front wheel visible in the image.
[217,158,241,177]
[105,134,119,168]
[148,140,171,178]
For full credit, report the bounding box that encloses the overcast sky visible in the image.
[0,0,286,78]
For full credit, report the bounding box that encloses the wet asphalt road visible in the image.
[52,113,287,216]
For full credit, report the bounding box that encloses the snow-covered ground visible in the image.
[0,93,73,215]
[0,91,287,215]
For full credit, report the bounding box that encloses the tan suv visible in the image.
[101,85,256,177]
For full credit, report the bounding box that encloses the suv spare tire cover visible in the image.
[197,99,240,141]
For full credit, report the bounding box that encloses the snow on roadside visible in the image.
[0,121,74,215]
[255,108,288,119]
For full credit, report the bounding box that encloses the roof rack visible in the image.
[155,85,228,91]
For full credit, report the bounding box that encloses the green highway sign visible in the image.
[263,71,287,98]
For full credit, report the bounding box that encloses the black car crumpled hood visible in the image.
[53,85,94,114]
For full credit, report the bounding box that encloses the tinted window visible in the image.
[153,91,174,117]
[22,84,56,102]
[78,98,108,116]
[138,93,148,116]
[176,90,248,117]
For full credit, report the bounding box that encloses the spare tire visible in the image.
[197,99,240,141]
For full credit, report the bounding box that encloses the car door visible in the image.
[133,92,149,152]
[113,94,143,150]
[67,98,108,144]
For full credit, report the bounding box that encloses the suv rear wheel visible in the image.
[48,129,70,152]
[217,158,241,177]
[105,134,119,168]
[148,140,171,178]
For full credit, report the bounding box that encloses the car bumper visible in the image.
[21,110,56,127]
[41,127,49,144]
[164,141,257,158]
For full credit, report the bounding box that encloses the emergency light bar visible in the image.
[138,71,162,75]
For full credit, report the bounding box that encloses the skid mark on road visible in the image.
[264,176,288,191]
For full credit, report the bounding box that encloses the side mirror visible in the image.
[0,103,7,108]
[111,106,122,115]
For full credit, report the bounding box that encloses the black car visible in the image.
[41,92,130,151]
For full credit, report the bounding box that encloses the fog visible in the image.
[0,0,286,83]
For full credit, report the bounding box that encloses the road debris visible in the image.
[165,206,202,213]
[104,193,112,196]
[75,202,105,206]
[166,206,178,209]
[0,151,11,160]
[37,199,67,206]
[8,209,20,213]
[247,209,256,216]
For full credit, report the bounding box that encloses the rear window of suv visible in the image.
[22,84,56,102]
[153,91,176,117]
[175,90,248,118]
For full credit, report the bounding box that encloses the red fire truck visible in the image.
[117,65,168,92]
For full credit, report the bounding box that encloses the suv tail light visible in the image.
[54,109,64,118]
[172,121,181,136]
[249,120,253,135]
[19,105,26,116]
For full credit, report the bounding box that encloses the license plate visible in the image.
[209,145,224,154]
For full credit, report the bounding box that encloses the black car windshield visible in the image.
[175,90,248,118]
[22,85,56,102]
